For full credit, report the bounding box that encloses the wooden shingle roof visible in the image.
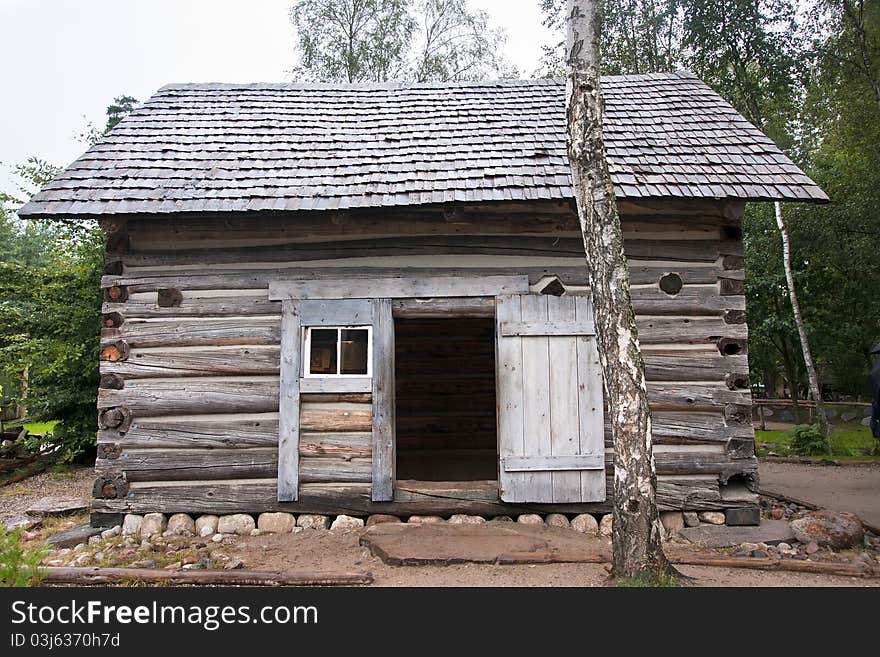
[18,71,827,218]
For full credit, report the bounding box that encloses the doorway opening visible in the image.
[394,318,497,482]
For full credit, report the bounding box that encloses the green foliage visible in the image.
[105,95,139,132]
[756,426,878,459]
[0,527,46,587]
[0,211,104,461]
[537,0,880,401]
[0,97,134,462]
[289,0,515,82]
[787,424,828,455]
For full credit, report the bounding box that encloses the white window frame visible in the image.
[302,325,373,378]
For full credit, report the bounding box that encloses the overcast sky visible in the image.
[0,0,554,192]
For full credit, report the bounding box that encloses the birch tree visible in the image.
[564,0,674,581]
[774,202,830,448]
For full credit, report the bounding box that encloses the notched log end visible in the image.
[93,475,129,499]
[105,285,128,302]
[98,407,131,432]
[724,403,752,425]
[723,310,747,325]
[96,443,122,459]
[100,341,129,362]
[722,254,744,270]
[99,373,124,390]
[719,278,745,296]
[725,372,750,390]
[102,312,124,329]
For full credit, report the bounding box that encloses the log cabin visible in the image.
[18,72,827,526]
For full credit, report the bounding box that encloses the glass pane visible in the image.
[340,329,369,374]
[309,328,338,374]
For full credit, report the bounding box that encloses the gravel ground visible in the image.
[0,464,93,523]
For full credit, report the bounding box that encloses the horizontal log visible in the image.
[125,207,731,252]
[98,377,282,414]
[105,291,745,320]
[97,448,371,483]
[102,345,281,378]
[646,382,752,412]
[642,352,748,382]
[616,411,755,442]
[119,236,594,270]
[269,274,529,301]
[99,414,279,449]
[103,347,747,384]
[128,209,581,251]
[96,374,746,420]
[39,567,373,586]
[91,473,747,515]
[102,318,280,347]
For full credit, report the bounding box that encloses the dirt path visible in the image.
[760,461,880,527]
[0,465,92,524]
[218,529,876,587]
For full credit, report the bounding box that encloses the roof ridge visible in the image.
[157,71,697,93]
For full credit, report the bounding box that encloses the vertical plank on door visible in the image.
[277,299,302,501]
[520,295,553,502]
[575,295,606,502]
[371,298,395,501]
[496,295,526,502]
[547,296,581,502]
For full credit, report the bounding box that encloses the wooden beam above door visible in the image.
[268,275,529,301]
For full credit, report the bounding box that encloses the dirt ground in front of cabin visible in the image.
[9,465,878,587]
[219,527,876,588]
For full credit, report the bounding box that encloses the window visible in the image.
[303,326,371,377]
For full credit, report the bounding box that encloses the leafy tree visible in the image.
[539,0,683,77]
[0,96,138,461]
[289,0,515,82]
[104,95,139,132]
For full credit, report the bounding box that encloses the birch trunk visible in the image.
[774,201,831,449]
[564,0,672,579]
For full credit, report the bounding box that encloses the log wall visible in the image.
[92,198,757,516]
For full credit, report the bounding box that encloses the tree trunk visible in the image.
[774,201,830,448]
[564,0,673,580]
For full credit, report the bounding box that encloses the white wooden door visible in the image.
[495,294,605,503]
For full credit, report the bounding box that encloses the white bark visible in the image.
[564,0,671,578]
[774,201,830,447]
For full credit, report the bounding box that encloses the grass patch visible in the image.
[615,570,682,587]
[21,420,59,435]
[756,425,879,460]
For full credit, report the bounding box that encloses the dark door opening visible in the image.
[394,317,497,481]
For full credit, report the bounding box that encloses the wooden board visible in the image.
[269,275,529,301]
[371,298,395,501]
[496,295,605,503]
[277,299,301,501]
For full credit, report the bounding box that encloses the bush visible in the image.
[787,424,828,456]
[0,527,46,587]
